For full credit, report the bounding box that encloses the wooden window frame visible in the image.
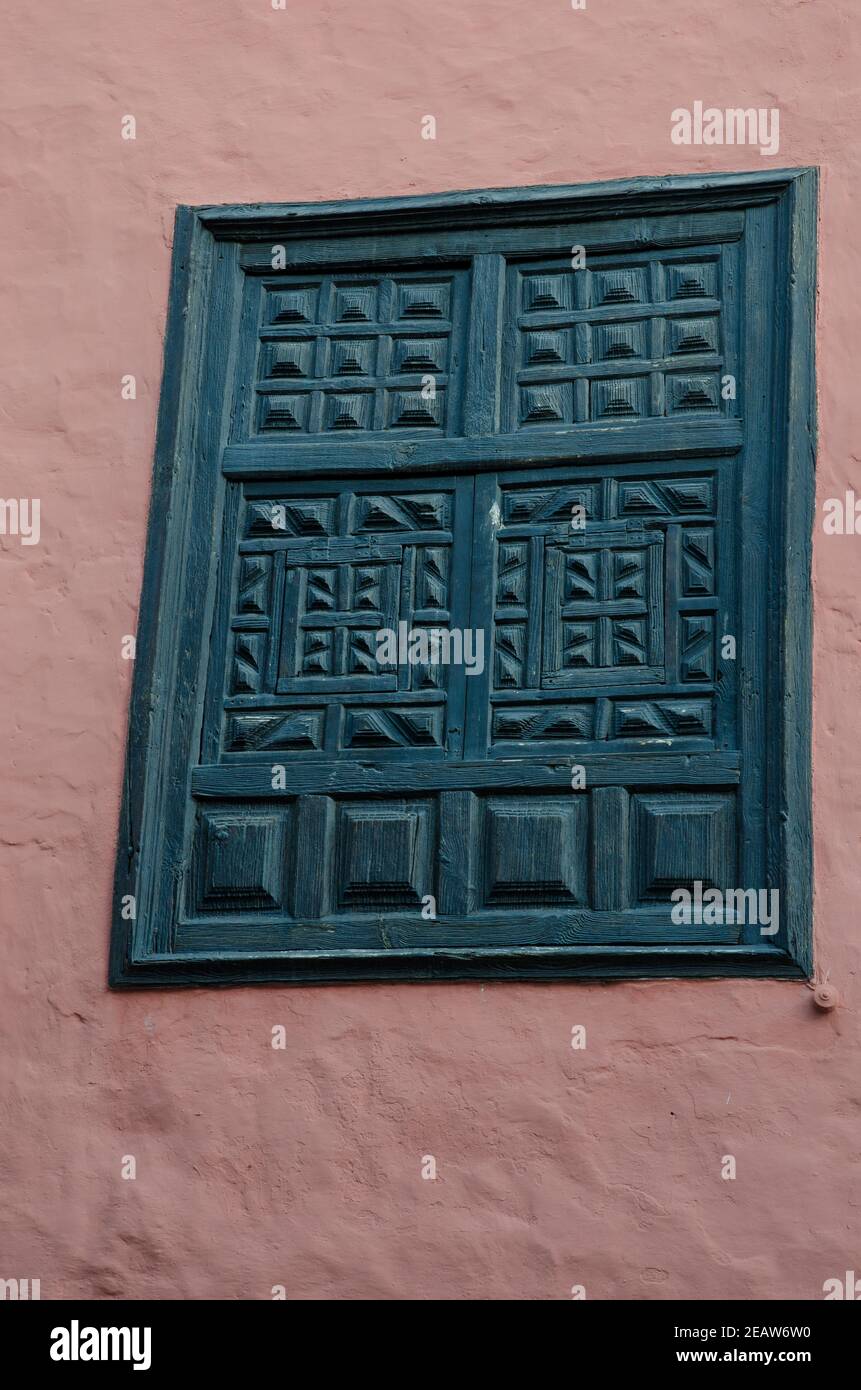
[110,169,816,987]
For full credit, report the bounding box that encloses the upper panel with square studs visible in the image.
[254,270,465,437]
[507,247,735,430]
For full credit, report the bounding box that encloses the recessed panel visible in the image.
[482,796,587,905]
[632,793,736,902]
[192,811,287,914]
[336,801,434,908]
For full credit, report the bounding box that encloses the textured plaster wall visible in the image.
[1,0,859,1301]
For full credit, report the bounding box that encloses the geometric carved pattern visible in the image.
[490,697,713,744]
[492,704,595,743]
[680,614,714,682]
[226,469,727,777]
[494,624,527,689]
[344,706,444,749]
[225,711,325,752]
[501,482,599,526]
[486,478,722,751]
[256,270,462,435]
[236,556,271,614]
[415,548,449,612]
[681,528,715,595]
[230,633,265,695]
[246,497,337,538]
[618,477,714,516]
[513,251,726,428]
[279,553,399,689]
[352,492,451,534]
[497,476,715,528]
[496,542,528,605]
[541,533,664,686]
[223,482,460,759]
[612,699,712,739]
[493,541,530,688]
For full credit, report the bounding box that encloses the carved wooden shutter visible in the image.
[111,173,815,985]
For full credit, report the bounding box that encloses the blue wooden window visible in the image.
[111,170,816,986]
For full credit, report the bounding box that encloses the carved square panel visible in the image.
[668,316,719,357]
[193,812,286,913]
[666,372,722,413]
[336,801,433,907]
[591,266,648,307]
[262,340,315,379]
[397,280,451,320]
[632,794,736,901]
[593,321,647,362]
[520,383,570,425]
[267,285,320,324]
[323,391,375,431]
[541,532,664,687]
[333,284,378,323]
[386,389,444,429]
[329,338,377,377]
[521,272,571,313]
[391,336,447,373]
[665,261,718,301]
[523,330,569,366]
[590,376,649,420]
[482,796,587,905]
[258,392,312,432]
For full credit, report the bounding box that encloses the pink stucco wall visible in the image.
[1,0,859,1300]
